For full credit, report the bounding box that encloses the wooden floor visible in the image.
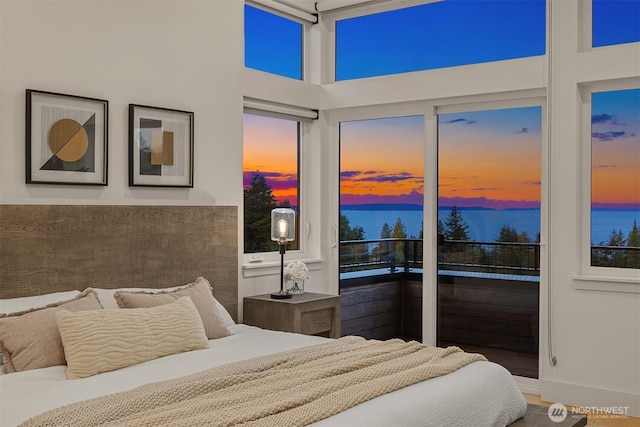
[524,394,639,427]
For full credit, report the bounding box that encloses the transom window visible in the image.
[592,0,640,47]
[244,4,303,80]
[335,0,545,81]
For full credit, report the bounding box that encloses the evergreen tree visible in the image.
[496,225,518,242]
[339,211,366,270]
[627,219,640,248]
[443,206,470,241]
[496,225,531,243]
[601,229,625,247]
[391,217,409,267]
[378,222,395,268]
[392,217,407,238]
[243,173,277,253]
[380,223,392,238]
[494,225,531,269]
[339,212,365,241]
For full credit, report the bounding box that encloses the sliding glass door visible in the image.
[437,105,542,378]
[338,115,425,341]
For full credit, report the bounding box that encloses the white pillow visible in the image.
[92,285,235,327]
[0,290,81,315]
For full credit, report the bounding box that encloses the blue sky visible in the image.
[336,0,546,80]
[244,5,302,79]
[593,0,640,47]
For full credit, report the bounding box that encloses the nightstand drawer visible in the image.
[301,308,334,336]
[243,292,341,338]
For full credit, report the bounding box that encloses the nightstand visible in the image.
[243,292,341,338]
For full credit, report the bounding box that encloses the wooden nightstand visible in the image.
[243,293,341,338]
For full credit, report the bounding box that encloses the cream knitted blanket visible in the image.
[21,336,486,427]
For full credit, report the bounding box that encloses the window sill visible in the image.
[573,273,640,294]
[242,258,324,278]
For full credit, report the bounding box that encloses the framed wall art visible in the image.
[129,104,194,187]
[26,90,108,185]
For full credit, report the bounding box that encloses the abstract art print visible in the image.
[26,90,108,185]
[129,104,194,187]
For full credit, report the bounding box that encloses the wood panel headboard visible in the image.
[0,205,238,320]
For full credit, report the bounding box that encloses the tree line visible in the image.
[247,173,638,270]
[341,206,541,244]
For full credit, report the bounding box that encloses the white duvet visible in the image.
[0,324,526,427]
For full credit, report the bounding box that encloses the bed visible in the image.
[0,205,527,427]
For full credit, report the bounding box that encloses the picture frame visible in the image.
[129,104,194,187]
[26,89,108,185]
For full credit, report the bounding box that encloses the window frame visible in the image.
[244,1,309,81]
[241,101,320,277]
[577,78,640,291]
[578,0,640,52]
[326,0,546,82]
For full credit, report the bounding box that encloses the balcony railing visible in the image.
[341,238,640,276]
[340,238,540,276]
[591,245,640,269]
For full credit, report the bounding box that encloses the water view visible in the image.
[342,206,639,245]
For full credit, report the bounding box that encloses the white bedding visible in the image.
[0,324,526,427]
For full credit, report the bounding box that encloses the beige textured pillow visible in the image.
[56,296,209,379]
[0,289,103,373]
[114,277,230,339]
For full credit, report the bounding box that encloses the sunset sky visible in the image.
[340,116,425,206]
[438,107,542,209]
[591,88,640,209]
[243,114,298,205]
[244,1,640,211]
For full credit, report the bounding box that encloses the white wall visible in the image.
[0,0,243,207]
[0,0,246,302]
[541,0,640,415]
[1,0,638,418]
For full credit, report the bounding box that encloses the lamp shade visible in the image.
[271,208,296,242]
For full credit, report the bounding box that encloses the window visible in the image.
[335,0,545,81]
[244,4,303,80]
[590,87,640,269]
[243,113,300,253]
[592,0,640,47]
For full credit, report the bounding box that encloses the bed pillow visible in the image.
[94,280,235,327]
[56,296,209,379]
[114,277,231,339]
[0,289,102,373]
[0,290,81,314]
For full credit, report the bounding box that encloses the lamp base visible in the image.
[271,290,292,299]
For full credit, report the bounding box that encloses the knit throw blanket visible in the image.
[21,336,486,427]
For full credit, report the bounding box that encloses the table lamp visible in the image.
[270,207,295,299]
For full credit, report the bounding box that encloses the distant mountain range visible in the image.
[340,203,638,211]
[341,203,503,211]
